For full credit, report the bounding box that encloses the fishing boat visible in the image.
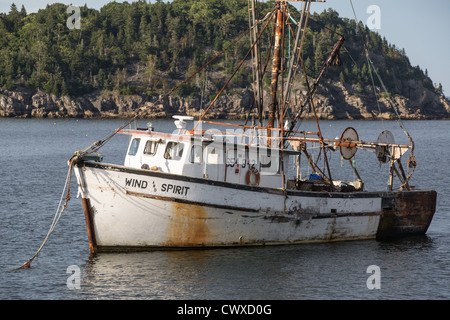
[71,0,436,253]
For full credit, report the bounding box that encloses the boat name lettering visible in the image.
[125,178,148,189]
[161,183,190,196]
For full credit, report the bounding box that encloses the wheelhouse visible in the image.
[119,118,297,189]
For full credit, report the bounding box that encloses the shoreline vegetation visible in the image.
[0,1,449,120]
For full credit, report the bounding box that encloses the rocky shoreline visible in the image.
[1,81,449,120]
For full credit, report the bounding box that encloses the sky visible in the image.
[0,0,449,96]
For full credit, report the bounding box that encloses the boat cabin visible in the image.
[119,117,296,189]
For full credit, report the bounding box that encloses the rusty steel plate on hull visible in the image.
[376,190,437,240]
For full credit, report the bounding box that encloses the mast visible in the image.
[249,0,264,126]
[267,0,325,143]
[267,2,284,145]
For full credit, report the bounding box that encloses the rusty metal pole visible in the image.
[81,197,97,253]
[249,0,263,125]
[267,6,284,146]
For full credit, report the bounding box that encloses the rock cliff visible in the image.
[1,81,449,120]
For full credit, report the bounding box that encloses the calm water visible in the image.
[0,118,449,300]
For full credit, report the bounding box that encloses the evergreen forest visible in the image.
[0,0,442,99]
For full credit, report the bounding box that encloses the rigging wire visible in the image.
[166,4,276,100]
[366,52,385,131]
[349,0,416,188]
[308,16,344,38]
[194,7,277,129]
[348,0,413,149]
[82,4,278,152]
[282,0,312,122]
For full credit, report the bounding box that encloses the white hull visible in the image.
[74,162,396,251]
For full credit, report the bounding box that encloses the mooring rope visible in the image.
[11,164,74,271]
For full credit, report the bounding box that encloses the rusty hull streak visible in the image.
[376,190,437,240]
[81,197,98,253]
[166,202,212,247]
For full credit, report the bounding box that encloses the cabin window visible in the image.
[144,140,158,156]
[164,142,184,160]
[190,145,203,164]
[128,138,140,156]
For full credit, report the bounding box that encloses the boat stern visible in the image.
[376,190,437,240]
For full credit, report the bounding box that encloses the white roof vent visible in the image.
[173,115,194,133]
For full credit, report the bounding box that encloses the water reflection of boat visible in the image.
[71,0,436,253]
